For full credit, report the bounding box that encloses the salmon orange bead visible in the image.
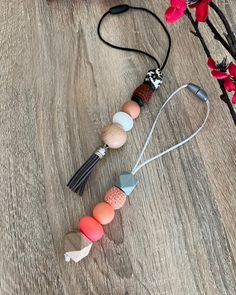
[122,101,141,119]
[93,202,115,225]
[79,216,104,242]
[104,186,127,210]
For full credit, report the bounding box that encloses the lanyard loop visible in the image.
[97,5,172,71]
[131,84,210,175]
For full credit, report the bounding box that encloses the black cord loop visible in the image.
[97,4,172,71]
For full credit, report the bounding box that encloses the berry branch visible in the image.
[165,0,236,125]
[185,9,236,124]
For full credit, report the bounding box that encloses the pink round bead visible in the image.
[78,216,104,242]
[104,186,127,210]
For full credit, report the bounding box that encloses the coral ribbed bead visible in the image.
[79,216,104,242]
[101,123,127,149]
[122,101,141,119]
[104,186,127,210]
[93,202,115,225]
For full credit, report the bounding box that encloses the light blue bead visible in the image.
[112,112,134,131]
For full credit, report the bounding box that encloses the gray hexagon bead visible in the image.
[115,172,139,196]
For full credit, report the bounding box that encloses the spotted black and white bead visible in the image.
[144,68,163,90]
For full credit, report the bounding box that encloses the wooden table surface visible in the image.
[1,1,236,294]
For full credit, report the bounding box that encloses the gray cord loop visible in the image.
[131,84,210,175]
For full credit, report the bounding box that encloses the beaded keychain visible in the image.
[64,5,210,263]
[67,4,171,195]
[64,83,210,263]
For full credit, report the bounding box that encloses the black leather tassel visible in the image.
[67,145,108,195]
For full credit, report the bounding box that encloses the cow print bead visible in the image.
[144,68,163,90]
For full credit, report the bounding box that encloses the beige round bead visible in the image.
[121,101,141,119]
[101,123,127,149]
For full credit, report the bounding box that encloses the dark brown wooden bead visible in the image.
[131,95,145,107]
[132,83,154,104]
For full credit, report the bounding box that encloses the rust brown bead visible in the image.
[132,83,154,104]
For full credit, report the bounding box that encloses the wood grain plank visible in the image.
[0,0,236,294]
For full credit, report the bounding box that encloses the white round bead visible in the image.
[112,112,134,131]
